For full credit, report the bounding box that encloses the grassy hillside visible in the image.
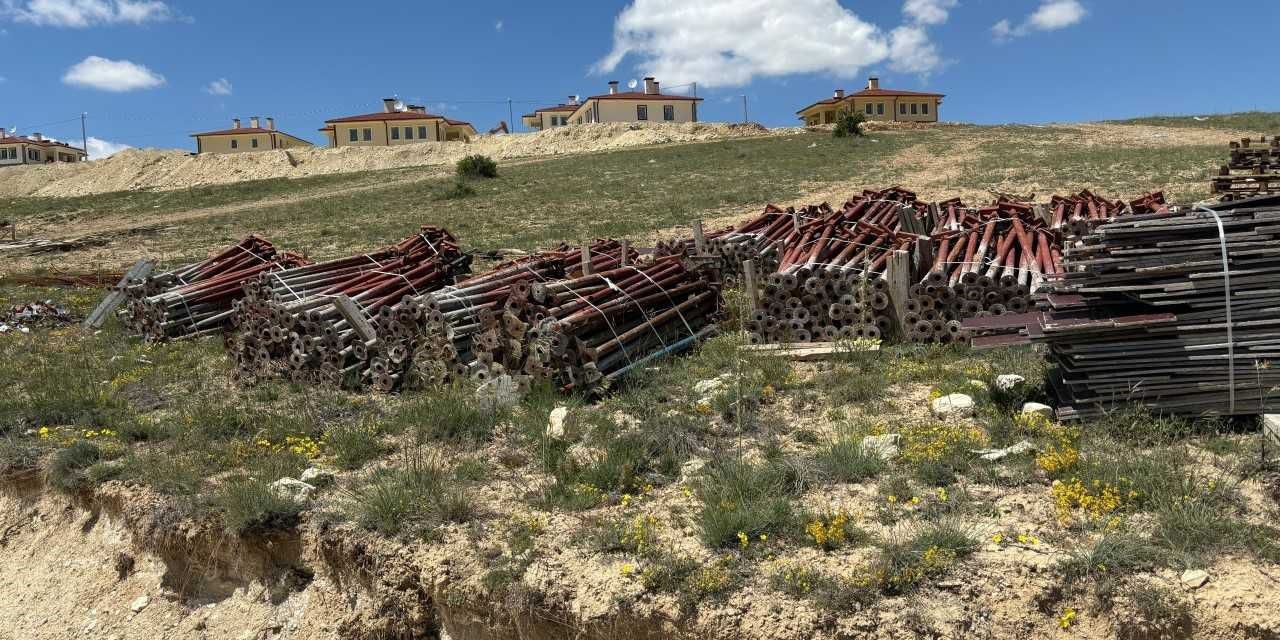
[1111,110,1280,133]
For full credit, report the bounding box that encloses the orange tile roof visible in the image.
[584,91,702,102]
[1,135,85,151]
[325,111,447,124]
[190,127,278,137]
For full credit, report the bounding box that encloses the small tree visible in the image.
[833,111,866,138]
[456,154,498,179]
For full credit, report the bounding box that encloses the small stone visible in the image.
[299,467,335,487]
[693,378,726,396]
[860,434,901,461]
[269,478,315,503]
[475,374,522,410]
[130,595,150,614]
[1021,402,1054,418]
[1181,569,1210,588]
[968,379,989,392]
[931,393,975,419]
[546,406,569,439]
[679,457,706,484]
[995,374,1026,392]
[973,440,1037,461]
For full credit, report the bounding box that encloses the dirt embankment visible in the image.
[0,123,777,199]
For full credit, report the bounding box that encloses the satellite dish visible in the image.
[627,79,638,89]
[393,100,407,112]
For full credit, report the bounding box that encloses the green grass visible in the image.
[215,474,305,535]
[1111,111,1280,133]
[695,455,807,548]
[344,452,472,538]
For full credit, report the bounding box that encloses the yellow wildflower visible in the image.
[1058,608,1077,629]
[737,531,749,550]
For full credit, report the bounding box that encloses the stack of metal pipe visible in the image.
[120,235,310,341]
[466,254,720,395]
[226,226,466,386]
[746,188,926,344]
[905,198,1060,342]
[389,239,637,389]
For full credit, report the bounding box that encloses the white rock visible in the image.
[860,434,901,461]
[1181,569,1210,588]
[546,406,569,439]
[973,440,1036,461]
[995,374,1026,392]
[130,595,150,614]
[968,379,989,392]
[269,478,315,503]
[1021,402,1054,418]
[931,393,975,418]
[693,378,726,396]
[474,374,522,411]
[299,468,334,486]
[679,457,707,484]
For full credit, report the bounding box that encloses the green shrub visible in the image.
[833,111,865,138]
[48,441,102,492]
[0,437,40,476]
[873,519,977,594]
[437,179,476,200]
[1058,534,1169,584]
[456,154,498,179]
[345,452,471,538]
[404,385,508,444]
[816,436,885,484]
[326,421,385,470]
[696,456,804,548]
[215,475,304,535]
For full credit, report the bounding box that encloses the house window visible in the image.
[911,103,918,115]
[404,127,413,140]
[922,103,929,115]
[362,128,372,141]
[900,103,907,115]
[251,138,259,148]
[865,103,873,115]
[29,149,40,161]
[877,103,885,115]
[391,127,400,140]
[637,105,648,121]
[231,139,238,149]
[663,105,674,121]
[0,148,11,159]
[418,126,428,139]
[348,129,358,142]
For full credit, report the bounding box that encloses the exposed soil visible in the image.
[0,123,777,199]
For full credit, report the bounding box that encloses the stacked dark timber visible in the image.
[904,198,1059,342]
[469,254,720,395]
[746,188,926,344]
[970,205,1280,418]
[227,227,467,387]
[392,239,638,387]
[121,235,310,341]
[1212,137,1280,201]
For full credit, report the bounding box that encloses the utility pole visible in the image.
[691,82,697,98]
[741,95,748,124]
[507,98,514,133]
[80,112,88,157]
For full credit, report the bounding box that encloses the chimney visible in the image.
[568,95,578,105]
[867,77,880,90]
[643,77,657,95]
[834,89,845,99]
[33,132,42,142]
[410,104,426,114]
[232,118,241,129]
[266,117,275,131]
[608,80,619,95]
[383,97,397,113]
[249,116,260,129]
[0,128,6,140]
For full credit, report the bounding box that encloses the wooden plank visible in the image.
[83,259,154,330]
[741,341,880,361]
[333,294,378,344]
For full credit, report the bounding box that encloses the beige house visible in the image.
[0,130,87,166]
[522,98,581,131]
[565,78,702,125]
[797,77,944,125]
[191,117,312,154]
[321,99,477,147]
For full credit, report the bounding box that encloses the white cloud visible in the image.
[993,0,1085,41]
[888,26,941,74]
[594,0,949,88]
[62,55,164,91]
[204,77,232,96]
[494,19,503,32]
[3,0,176,27]
[85,136,130,159]
[902,0,957,26]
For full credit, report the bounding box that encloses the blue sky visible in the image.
[2,0,1276,157]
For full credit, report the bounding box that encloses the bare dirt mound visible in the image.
[0,123,774,199]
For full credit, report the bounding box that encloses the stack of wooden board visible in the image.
[966,203,1280,418]
[1212,137,1280,201]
